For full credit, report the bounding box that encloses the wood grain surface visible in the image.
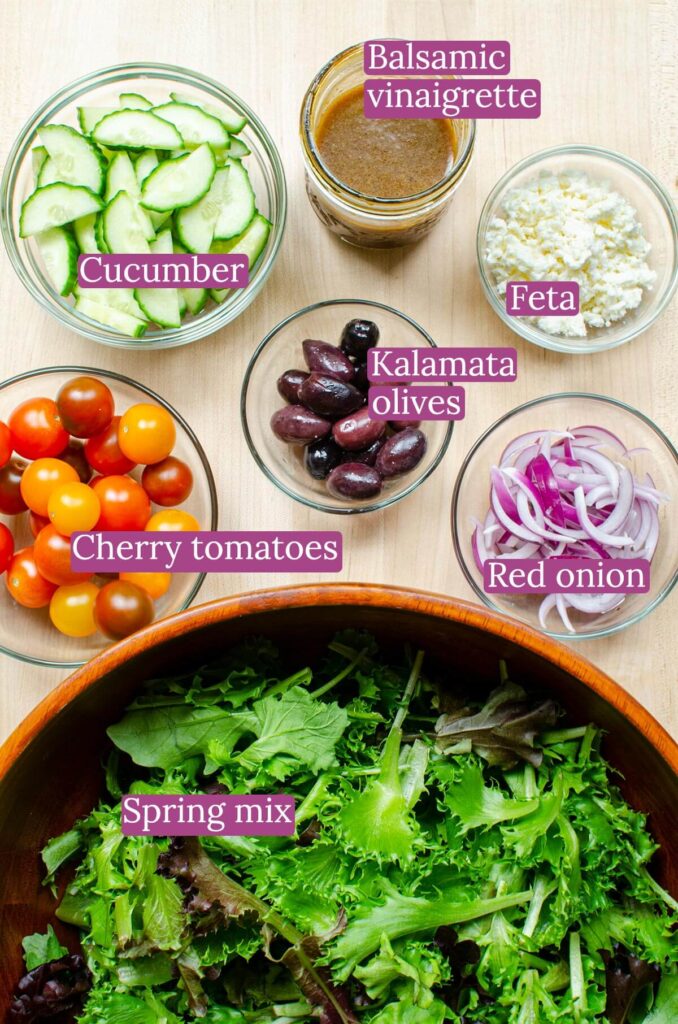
[0,0,676,743]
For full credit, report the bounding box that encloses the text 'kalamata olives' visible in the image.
[302,339,355,382]
[340,318,380,360]
[277,369,309,404]
[375,428,428,477]
[327,463,382,500]
[299,373,364,419]
[271,406,331,445]
[304,439,342,480]
[333,407,386,451]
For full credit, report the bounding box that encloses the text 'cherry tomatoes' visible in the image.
[0,421,12,468]
[92,475,151,531]
[50,582,99,638]
[48,482,101,536]
[9,397,68,460]
[20,458,79,517]
[118,404,176,465]
[141,456,193,507]
[146,510,200,532]
[85,416,136,476]
[0,458,28,515]
[119,571,171,599]
[6,547,57,608]
[94,580,154,640]
[0,523,14,575]
[56,376,115,438]
[34,525,92,587]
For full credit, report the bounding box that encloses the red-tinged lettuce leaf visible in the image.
[279,937,359,1024]
[9,954,92,1023]
[601,946,661,1024]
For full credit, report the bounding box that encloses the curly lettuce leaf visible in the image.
[21,926,68,970]
[442,762,540,833]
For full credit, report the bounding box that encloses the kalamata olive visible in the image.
[332,407,386,451]
[299,374,364,419]
[327,463,383,500]
[271,406,331,445]
[389,419,422,432]
[353,363,370,392]
[302,339,355,382]
[341,437,384,467]
[375,428,428,477]
[277,369,309,404]
[304,439,342,480]
[340,319,380,360]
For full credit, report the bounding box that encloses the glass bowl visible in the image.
[451,393,677,639]
[0,63,287,350]
[241,299,454,514]
[477,145,678,354]
[0,366,217,667]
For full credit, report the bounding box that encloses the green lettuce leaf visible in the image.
[21,925,68,970]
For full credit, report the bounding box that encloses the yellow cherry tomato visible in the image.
[49,581,99,637]
[146,510,200,532]
[48,481,101,536]
[118,404,176,465]
[19,458,79,517]
[119,571,172,599]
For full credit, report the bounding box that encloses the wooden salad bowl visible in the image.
[0,584,676,1009]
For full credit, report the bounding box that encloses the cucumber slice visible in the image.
[93,110,183,151]
[134,229,181,328]
[74,285,148,321]
[140,144,216,212]
[77,106,116,133]
[170,91,247,134]
[174,166,230,253]
[152,102,228,149]
[36,226,78,295]
[227,136,250,159]
[105,153,155,240]
[119,92,152,110]
[102,190,151,254]
[38,124,106,194]
[75,295,147,337]
[20,183,104,237]
[135,150,159,186]
[213,160,255,241]
[180,286,208,315]
[178,291,187,316]
[94,212,109,253]
[31,146,48,180]
[73,213,99,253]
[209,212,271,302]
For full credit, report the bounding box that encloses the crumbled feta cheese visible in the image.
[485,171,656,336]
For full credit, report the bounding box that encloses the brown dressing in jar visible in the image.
[316,84,457,199]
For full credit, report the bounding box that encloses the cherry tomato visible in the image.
[48,482,101,536]
[34,525,93,586]
[20,458,79,517]
[141,456,193,506]
[119,571,171,599]
[118,404,176,465]
[94,580,154,639]
[0,523,14,574]
[146,510,200,532]
[49,582,99,638]
[59,440,93,483]
[29,512,50,538]
[0,421,12,468]
[57,376,115,438]
[92,476,151,531]
[0,458,28,515]
[85,416,136,476]
[9,397,68,460]
[5,546,57,608]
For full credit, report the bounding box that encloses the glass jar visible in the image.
[300,43,476,248]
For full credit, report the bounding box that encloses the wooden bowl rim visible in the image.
[1,583,676,781]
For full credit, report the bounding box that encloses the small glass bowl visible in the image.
[477,146,678,354]
[242,299,453,514]
[0,63,286,350]
[451,393,678,640]
[0,366,218,667]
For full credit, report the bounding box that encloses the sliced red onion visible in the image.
[555,595,575,633]
[565,593,625,614]
[527,454,566,526]
[491,467,520,523]
[571,425,627,455]
[597,465,634,536]
[573,488,633,547]
[539,593,558,630]
[571,446,621,493]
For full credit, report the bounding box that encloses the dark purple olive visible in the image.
[302,339,355,382]
[375,428,428,477]
[389,418,422,432]
[332,407,386,451]
[270,405,331,445]
[277,369,309,403]
[299,373,364,419]
[327,463,383,500]
[304,439,342,480]
[353,362,370,392]
[340,319,380,360]
[341,437,384,467]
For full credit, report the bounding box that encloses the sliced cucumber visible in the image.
[31,146,48,180]
[135,150,159,186]
[119,92,152,110]
[102,190,151,254]
[73,213,99,253]
[105,153,155,240]
[209,212,271,302]
[152,102,228,148]
[93,110,183,151]
[169,91,247,134]
[174,166,230,253]
[213,160,255,240]
[134,229,181,328]
[178,291,187,317]
[38,124,106,194]
[227,136,250,159]
[180,286,208,315]
[94,212,109,253]
[77,106,116,133]
[36,226,78,295]
[74,285,148,320]
[75,295,147,337]
[140,144,216,212]
[20,183,104,237]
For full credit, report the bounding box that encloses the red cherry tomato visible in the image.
[0,458,28,515]
[34,525,93,586]
[29,512,50,538]
[141,456,194,506]
[85,416,136,476]
[56,376,115,438]
[118,404,176,465]
[59,440,93,483]
[5,546,57,608]
[0,523,14,574]
[0,421,12,468]
[94,580,154,639]
[92,475,151,531]
[19,458,79,517]
[9,397,68,460]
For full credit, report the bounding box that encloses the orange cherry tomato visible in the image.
[5,546,57,608]
[20,458,79,517]
[29,512,50,538]
[119,571,171,599]
[92,475,151,531]
[85,416,136,476]
[48,482,101,536]
[0,421,12,468]
[34,525,93,586]
[94,580,154,639]
[0,523,14,574]
[118,404,176,465]
[145,510,200,532]
[49,582,99,637]
[9,397,68,460]
[56,376,115,439]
